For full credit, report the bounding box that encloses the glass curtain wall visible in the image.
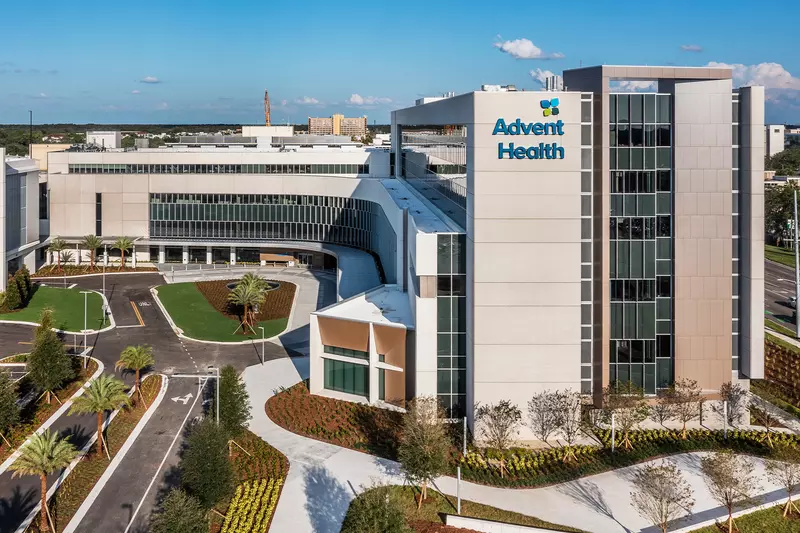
[608,93,673,394]
[437,233,467,417]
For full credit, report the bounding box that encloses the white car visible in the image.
[791,296,797,309]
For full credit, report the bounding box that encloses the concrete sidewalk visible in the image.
[243,358,791,533]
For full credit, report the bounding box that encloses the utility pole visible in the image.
[794,188,800,337]
[28,110,32,156]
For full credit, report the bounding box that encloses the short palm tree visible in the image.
[69,374,130,457]
[116,345,155,406]
[10,429,78,532]
[239,272,268,291]
[47,237,67,273]
[112,237,133,271]
[81,235,102,272]
[227,282,264,333]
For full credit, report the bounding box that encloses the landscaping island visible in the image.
[157,279,295,342]
[0,286,105,332]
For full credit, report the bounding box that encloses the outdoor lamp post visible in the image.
[208,366,220,424]
[80,291,92,368]
[258,326,265,365]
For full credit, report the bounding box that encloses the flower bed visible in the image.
[265,381,403,458]
[231,430,289,483]
[220,478,283,533]
[196,279,295,322]
[33,265,158,277]
[26,374,164,532]
[0,358,99,465]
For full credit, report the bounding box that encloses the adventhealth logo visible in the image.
[493,111,566,160]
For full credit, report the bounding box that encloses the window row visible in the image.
[437,234,467,275]
[610,239,672,279]
[438,393,465,419]
[323,359,369,398]
[609,93,672,125]
[69,163,369,175]
[427,164,466,175]
[437,296,467,334]
[610,302,660,340]
[610,277,671,301]
[149,221,374,248]
[151,193,373,209]
[610,147,671,170]
[610,216,671,240]
[437,275,466,297]
[611,194,671,217]
[609,360,672,394]
[612,338,672,364]
[151,203,374,228]
[324,345,368,361]
[611,171,671,194]
[611,124,671,148]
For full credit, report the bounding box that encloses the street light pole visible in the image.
[208,366,220,425]
[794,188,800,338]
[81,291,91,368]
[258,326,265,365]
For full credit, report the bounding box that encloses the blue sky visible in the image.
[2,0,798,124]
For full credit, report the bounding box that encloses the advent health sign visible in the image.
[493,97,566,160]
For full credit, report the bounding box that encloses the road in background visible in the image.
[766,259,797,325]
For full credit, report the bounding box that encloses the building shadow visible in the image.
[351,405,400,458]
[557,478,633,533]
[303,464,353,533]
[0,486,37,533]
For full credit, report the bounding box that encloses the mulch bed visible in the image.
[266,381,403,458]
[196,279,295,322]
[34,265,157,277]
[409,521,481,533]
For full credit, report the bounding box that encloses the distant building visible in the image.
[29,144,72,171]
[308,114,368,137]
[86,131,121,150]
[766,124,785,157]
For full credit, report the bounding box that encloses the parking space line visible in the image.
[130,301,145,327]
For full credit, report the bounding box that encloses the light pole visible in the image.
[258,326,265,365]
[794,188,800,337]
[209,366,219,424]
[81,291,91,368]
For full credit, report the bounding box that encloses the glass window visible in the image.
[630,94,643,123]
[581,101,592,123]
[618,95,630,123]
[657,95,671,123]
[644,94,656,123]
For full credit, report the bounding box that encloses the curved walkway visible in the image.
[243,358,789,533]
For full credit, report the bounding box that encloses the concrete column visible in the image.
[103,245,108,267]
[230,247,236,265]
[75,244,81,265]
[132,245,137,268]
[182,246,189,264]
[368,323,379,404]
[206,246,212,265]
[158,245,165,264]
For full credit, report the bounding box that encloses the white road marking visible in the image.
[123,379,207,533]
[170,392,193,404]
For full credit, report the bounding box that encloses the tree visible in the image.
[116,345,155,406]
[112,237,133,271]
[526,390,562,446]
[14,270,28,304]
[150,488,208,533]
[630,462,695,533]
[47,237,67,273]
[227,280,265,333]
[651,388,675,428]
[28,310,74,404]
[4,276,21,311]
[475,400,522,478]
[397,396,450,508]
[0,372,20,447]
[765,445,800,518]
[554,390,584,462]
[602,381,650,450]
[765,184,796,245]
[180,418,234,508]
[701,450,761,533]
[750,400,781,447]
[121,136,136,149]
[666,378,703,438]
[17,266,31,299]
[81,235,102,272]
[712,381,748,427]
[767,147,800,177]
[216,365,251,440]
[10,430,78,532]
[340,483,410,533]
[69,374,130,457]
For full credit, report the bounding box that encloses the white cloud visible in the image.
[294,96,320,105]
[140,76,161,84]
[680,44,703,52]
[156,102,168,110]
[36,92,48,99]
[707,61,800,90]
[611,80,657,92]
[493,38,563,60]
[347,94,392,106]
[530,68,555,86]
[280,99,288,106]
[131,90,141,94]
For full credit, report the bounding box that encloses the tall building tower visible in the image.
[264,90,271,126]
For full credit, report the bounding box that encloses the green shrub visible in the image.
[3,276,21,311]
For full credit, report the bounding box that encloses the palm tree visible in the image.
[239,272,268,291]
[116,345,155,406]
[69,374,130,457]
[227,282,264,333]
[10,430,78,532]
[112,237,133,271]
[81,235,103,272]
[47,237,67,273]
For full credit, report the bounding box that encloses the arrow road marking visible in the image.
[170,392,193,405]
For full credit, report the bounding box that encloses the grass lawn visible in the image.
[691,504,800,532]
[767,244,796,268]
[0,285,105,332]
[157,282,289,342]
[766,318,798,338]
[343,486,586,533]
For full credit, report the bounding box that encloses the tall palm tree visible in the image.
[47,237,67,273]
[69,374,130,457]
[112,237,133,271]
[227,282,264,333]
[81,235,102,272]
[10,430,78,532]
[116,345,155,406]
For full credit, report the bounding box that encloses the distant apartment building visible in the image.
[765,124,785,157]
[308,114,368,137]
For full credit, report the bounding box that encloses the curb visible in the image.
[150,285,293,346]
[61,374,169,533]
[0,356,105,476]
[671,493,792,532]
[0,289,116,335]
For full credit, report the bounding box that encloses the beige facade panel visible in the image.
[473,282,581,307]
[473,344,580,384]
[473,306,581,346]
[373,324,407,370]
[317,316,370,352]
[473,242,581,283]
